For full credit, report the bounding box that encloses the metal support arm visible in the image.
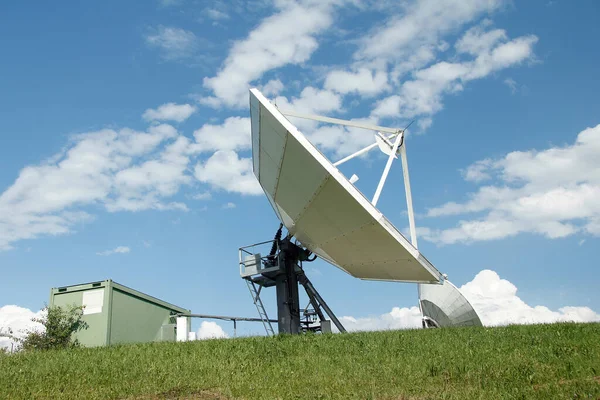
[372,132,404,206]
[333,131,400,167]
[400,143,418,248]
[280,110,401,134]
[298,272,346,333]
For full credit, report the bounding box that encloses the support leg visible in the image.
[298,272,346,333]
[275,252,301,334]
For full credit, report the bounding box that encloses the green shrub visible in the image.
[18,304,88,351]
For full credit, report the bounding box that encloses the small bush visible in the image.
[18,304,88,351]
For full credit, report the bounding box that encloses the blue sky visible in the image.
[1,0,599,339]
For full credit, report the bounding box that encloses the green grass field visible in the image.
[1,323,598,399]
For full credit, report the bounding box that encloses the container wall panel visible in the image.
[51,289,109,347]
[109,289,176,345]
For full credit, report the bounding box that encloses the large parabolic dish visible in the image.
[419,281,483,327]
[249,88,442,283]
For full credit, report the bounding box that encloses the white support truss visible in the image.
[372,132,403,206]
[400,143,417,249]
[280,110,401,134]
[333,132,400,167]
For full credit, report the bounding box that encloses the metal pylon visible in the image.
[246,280,275,336]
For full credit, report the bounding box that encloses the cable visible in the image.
[268,223,283,258]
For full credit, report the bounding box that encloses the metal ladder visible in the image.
[246,280,275,336]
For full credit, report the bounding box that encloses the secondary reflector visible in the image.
[249,88,442,283]
[419,280,483,327]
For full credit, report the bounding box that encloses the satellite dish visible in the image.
[249,88,441,284]
[419,280,483,328]
[244,89,483,335]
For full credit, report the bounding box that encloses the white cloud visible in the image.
[261,79,285,97]
[462,158,493,182]
[324,68,389,96]
[194,150,262,195]
[0,306,44,351]
[206,8,230,21]
[338,269,600,332]
[192,117,250,153]
[466,34,538,80]
[461,270,600,326]
[389,43,441,84]
[146,26,199,61]
[504,77,517,94]
[109,136,192,212]
[0,124,192,251]
[274,86,342,116]
[417,117,433,132]
[142,103,197,123]
[1,1,546,249]
[337,0,508,95]
[424,124,600,244]
[190,1,540,200]
[356,0,505,65]
[96,246,130,256]
[196,321,229,339]
[202,0,340,108]
[372,27,537,119]
[192,191,211,200]
[222,202,236,209]
[189,116,262,195]
[455,22,507,55]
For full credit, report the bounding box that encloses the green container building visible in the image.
[49,280,190,347]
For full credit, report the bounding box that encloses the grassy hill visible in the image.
[1,323,598,399]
